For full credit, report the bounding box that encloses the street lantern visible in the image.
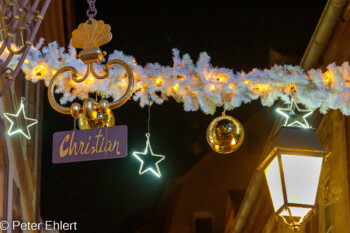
[259,126,331,231]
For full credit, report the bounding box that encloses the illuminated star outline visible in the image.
[276,98,313,128]
[133,135,165,178]
[3,98,38,140]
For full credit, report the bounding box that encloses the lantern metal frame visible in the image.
[258,126,331,231]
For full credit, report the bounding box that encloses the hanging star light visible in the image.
[276,97,313,128]
[133,133,165,178]
[3,97,38,139]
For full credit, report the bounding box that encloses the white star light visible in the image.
[276,98,313,128]
[133,134,165,178]
[3,97,38,139]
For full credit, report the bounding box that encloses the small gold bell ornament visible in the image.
[206,112,244,154]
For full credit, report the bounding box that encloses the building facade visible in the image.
[0,0,74,232]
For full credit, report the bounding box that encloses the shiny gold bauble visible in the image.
[83,98,97,120]
[99,99,110,115]
[206,112,244,154]
[70,102,82,118]
[78,111,115,129]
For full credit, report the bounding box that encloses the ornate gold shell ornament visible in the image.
[71,19,112,50]
[48,18,134,129]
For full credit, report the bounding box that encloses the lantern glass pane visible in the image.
[280,207,313,218]
[265,157,284,212]
[281,154,323,205]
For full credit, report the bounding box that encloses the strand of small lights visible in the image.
[1,40,350,115]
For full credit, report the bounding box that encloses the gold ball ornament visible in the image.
[70,102,82,118]
[83,98,97,120]
[99,99,110,115]
[206,112,244,154]
[78,111,115,129]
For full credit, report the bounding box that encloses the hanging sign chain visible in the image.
[86,0,97,19]
[73,117,77,130]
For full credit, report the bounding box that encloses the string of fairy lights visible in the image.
[2,41,350,115]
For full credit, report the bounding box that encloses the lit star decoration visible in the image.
[276,98,313,128]
[133,133,165,178]
[3,97,38,139]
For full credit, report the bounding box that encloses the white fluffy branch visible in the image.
[2,41,350,115]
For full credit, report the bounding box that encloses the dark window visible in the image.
[195,217,213,233]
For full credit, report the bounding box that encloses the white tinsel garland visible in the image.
[1,40,350,115]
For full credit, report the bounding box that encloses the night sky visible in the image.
[40,0,326,232]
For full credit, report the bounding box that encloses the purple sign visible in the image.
[52,125,127,164]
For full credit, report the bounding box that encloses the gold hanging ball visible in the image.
[70,102,82,118]
[78,111,115,130]
[83,98,97,120]
[206,113,244,154]
[99,99,110,115]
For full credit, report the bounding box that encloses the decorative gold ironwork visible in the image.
[48,17,134,129]
[0,0,51,97]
